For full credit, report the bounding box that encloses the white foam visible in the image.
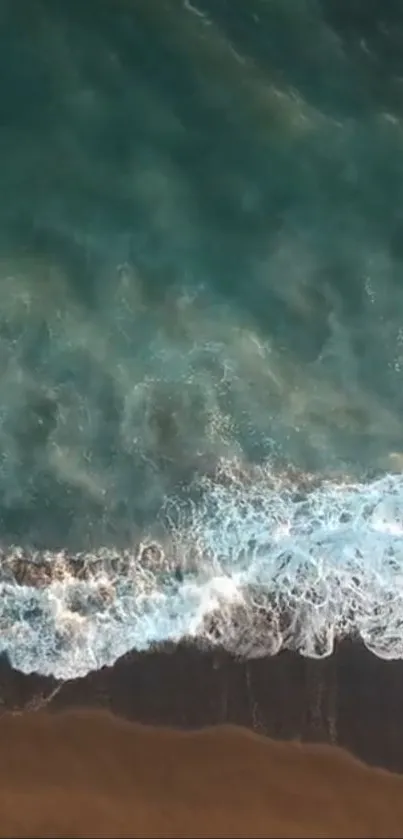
[190,464,403,660]
[1,462,403,678]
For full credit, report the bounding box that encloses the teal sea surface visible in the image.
[1,0,403,677]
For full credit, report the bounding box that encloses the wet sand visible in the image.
[0,709,402,838]
[4,639,403,774]
[1,640,403,837]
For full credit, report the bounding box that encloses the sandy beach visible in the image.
[0,641,403,836]
[0,709,402,838]
[4,640,403,774]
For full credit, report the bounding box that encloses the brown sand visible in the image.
[6,641,403,776]
[0,711,402,838]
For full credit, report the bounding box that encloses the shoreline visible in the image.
[2,637,403,774]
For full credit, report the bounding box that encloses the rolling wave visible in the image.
[1,459,403,680]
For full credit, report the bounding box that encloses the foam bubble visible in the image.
[1,461,403,678]
[188,463,403,660]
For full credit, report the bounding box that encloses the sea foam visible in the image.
[1,460,403,679]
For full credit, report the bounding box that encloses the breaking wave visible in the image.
[2,459,403,680]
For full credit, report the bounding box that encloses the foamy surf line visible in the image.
[1,461,403,680]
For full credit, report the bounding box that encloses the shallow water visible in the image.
[1,0,403,676]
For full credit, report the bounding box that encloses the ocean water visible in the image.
[1,0,403,678]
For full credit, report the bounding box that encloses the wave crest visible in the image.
[1,461,403,678]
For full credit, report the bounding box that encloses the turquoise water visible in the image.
[1,0,403,676]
